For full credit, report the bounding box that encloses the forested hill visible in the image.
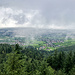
[0,44,75,75]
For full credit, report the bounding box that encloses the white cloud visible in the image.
[0,7,75,29]
[0,7,46,28]
[0,7,21,28]
[0,7,42,28]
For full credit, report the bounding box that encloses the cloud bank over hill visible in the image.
[0,0,75,29]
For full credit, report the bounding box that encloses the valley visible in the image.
[0,27,75,51]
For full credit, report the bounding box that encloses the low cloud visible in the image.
[0,7,46,28]
[0,6,75,29]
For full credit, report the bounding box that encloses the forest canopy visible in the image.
[0,44,75,75]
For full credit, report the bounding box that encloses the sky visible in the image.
[0,0,75,29]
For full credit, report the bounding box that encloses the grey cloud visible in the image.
[13,14,27,24]
[0,0,75,29]
[2,18,7,24]
[2,13,12,24]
